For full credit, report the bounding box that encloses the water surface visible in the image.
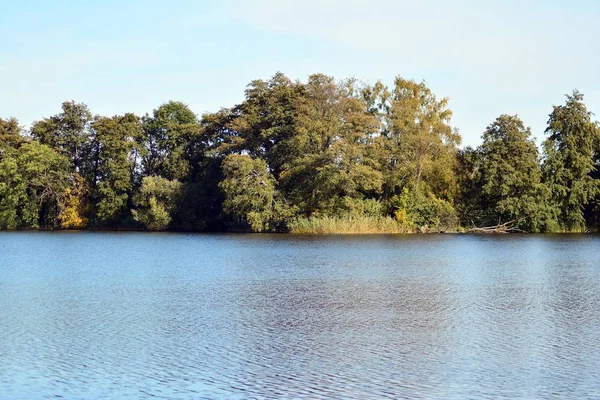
[1,232,599,399]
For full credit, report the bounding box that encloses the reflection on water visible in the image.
[0,233,599,399]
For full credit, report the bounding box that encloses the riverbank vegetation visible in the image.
[1,73,599,233]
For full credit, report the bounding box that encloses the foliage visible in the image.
[89,114,142,226]
[2,75,600,233]
[141,101,201,181]
[337,197,384,218]
[390,188,458,232]
[223,73,303,176]
[542,91,600,232]
[132,176,183,230]
[379,78,460,200]
[59,173,90,229]
[455,146,483,225]
[30,101,93,172]
[280,74,383,215]
[171,158,225,231]
[0,117,22,151]
[219,154,277,232]
[0,142,71,229]
[478,115,553,231]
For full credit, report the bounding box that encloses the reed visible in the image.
[288,215,406,234]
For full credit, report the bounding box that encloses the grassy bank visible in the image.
[288,215,408,234]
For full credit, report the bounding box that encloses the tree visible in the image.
[224,73,304,178]
[132,176,182,230]
[0,117,22,152]
[478,115,554,231]
[455,146,483,225]
[542,91,600,231]
[0,142,71,229]
[171,159,226,231]
[381,78,461,200]
[279,74,382,215]
[141,101,201,181]
[30,101,93,172]
[89,114,142,226]
[58,173,90,229]
[10,72,600,234]
[364,78,461,230]
[219,154,277,232]
[591,134,600,229]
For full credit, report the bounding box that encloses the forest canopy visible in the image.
[1,73,599,233]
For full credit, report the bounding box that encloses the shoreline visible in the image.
[0,229,596,235]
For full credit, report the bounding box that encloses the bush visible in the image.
[132,176,183,230]
[337,197,384,218]
[389,188,458,232]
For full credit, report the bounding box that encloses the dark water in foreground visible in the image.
[1,233,600,399]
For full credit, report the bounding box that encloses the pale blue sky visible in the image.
[2,0,599,146]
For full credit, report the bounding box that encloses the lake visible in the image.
[0,232,599,399]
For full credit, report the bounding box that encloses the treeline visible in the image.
[1,73,599,233]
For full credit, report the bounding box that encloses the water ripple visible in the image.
[0,232,599,398]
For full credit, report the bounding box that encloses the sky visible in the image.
[1,0,599,147]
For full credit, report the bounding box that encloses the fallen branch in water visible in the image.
[466,220,527,234]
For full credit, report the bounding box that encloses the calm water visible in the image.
[1,233,600,399]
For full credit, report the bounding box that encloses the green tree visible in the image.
[455,146,483,226]
[219,154,277,232]
[0,117,22,152]
[13,72,600,234]
[591,134,600,229]
[542,91,600,231]
[0,142,71,229]
[141,101,201,181]
[30,101,93,172]
[172,161,226,231]
[391,187,458,231]
[224,73,304,178]
[382,78,461,200]
[132,176,182,230]
[478,115,554,231]
[89,114,142,226]
[365,78,461,230]
[279,74,382,215]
